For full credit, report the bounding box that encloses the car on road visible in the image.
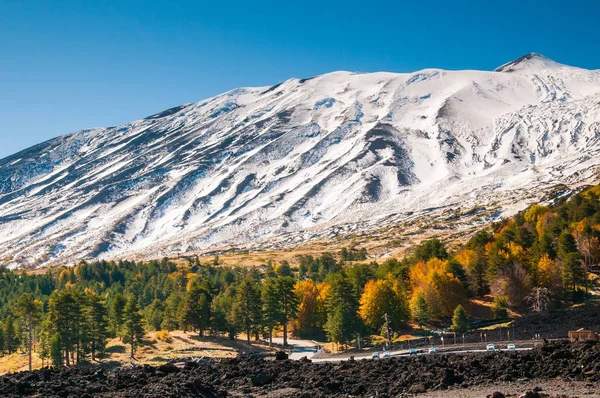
[428,347,436,355]
[372,351,380,359]
[486,344,495,351]
[409,349,418,355]
[507,344,516,350]
[383,351,391,358]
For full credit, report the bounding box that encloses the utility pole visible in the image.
[383,313,392,349]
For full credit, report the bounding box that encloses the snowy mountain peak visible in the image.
[1,57,600,268]
[494,53,563,73]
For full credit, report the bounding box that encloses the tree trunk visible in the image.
[269,329,273,347]
[27,319,33,372]
[283,323,288,347]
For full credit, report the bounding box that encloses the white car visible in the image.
[372,351,380,359]
[507,344,516,350]
[428,347,436,354]
[383,351,391,358]
[486,344,495,351]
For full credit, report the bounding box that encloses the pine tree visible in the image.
[110,292,126,338]
[211,288,237,338]
[261,278,280,346]
[0,326,4,356]
[324,274,360,346]
[4,315,17,354]
[161,292,181,332]
[48,289,84,366]
[562,252,584,295]
[180,283,212,336]
[558,231,578,259]
[145,299,164,331]
[451,305,469,334]
[84,292,109,361]
[38,320,51,368]
[277,276,299,347]
[413,293,429,327]
[232,278,262,344]
[14,293,43,371]
[122,297,145,358]
[50,333,63,367]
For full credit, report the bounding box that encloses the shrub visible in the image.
[156,330,172,343]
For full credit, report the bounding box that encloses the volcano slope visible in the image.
[0,341,598,397]
[2,53,600,268]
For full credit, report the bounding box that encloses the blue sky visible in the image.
[1,0,599,159]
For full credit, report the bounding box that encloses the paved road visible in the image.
[267,337,534,362]
[312,346,532,362]
[268,338,321,360]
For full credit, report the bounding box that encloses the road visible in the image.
[268,337,534,362]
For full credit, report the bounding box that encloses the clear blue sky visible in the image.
[1,0,599,159]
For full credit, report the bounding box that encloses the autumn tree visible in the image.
[410,259,467,320]
[359,278,408,333]
[537,254,563,297]
[455,249,487,297]
[490,263,531,307]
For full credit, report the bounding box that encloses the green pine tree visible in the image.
[3,315,17,354]
[122,297,145,358]
[324,274,360,347]
[277,276,299,347]
[232,278,262,344]
[413,294,429,327]
[14,293,43,371]
[451,305,469,334]
[84,292,110,361]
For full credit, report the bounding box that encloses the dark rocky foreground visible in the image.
[1,341,598,397]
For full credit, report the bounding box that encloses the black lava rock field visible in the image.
[0,341,598,397]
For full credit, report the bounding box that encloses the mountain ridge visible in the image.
[1,54,600,267]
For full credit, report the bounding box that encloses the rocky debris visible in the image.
[0,341,598,397]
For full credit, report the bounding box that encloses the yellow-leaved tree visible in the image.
[409,258,467,320]
[358,277,409,332]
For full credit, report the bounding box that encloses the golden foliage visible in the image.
[156,330,172,343]
[537,254,561,292]
[409,259,467,320]
[455,249,476,268]
[359,278,408,330]
[536,212,557,237]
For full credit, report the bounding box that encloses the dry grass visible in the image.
[0,330,273,375]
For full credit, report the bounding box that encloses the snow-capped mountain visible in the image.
[2,53,600,267]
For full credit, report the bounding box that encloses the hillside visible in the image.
[1,54,600,267]
[0,181,598,375]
